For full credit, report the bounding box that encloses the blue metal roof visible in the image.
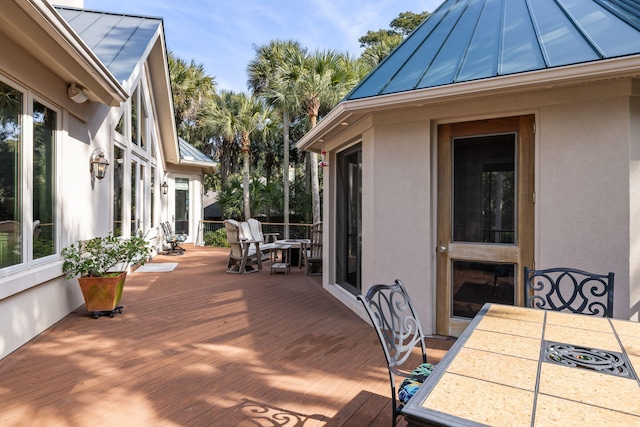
[179,138,216,165]
[56,7,162,83]
[347,0,640,100]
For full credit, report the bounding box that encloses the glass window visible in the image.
[150,166,156,227]
[336,144,362,295]
[175,178,189,235]
[113,146,125,236]
[453,133,516,244]
[452,261,515,319]
[0,78,59,271]
[115,113,124,136]
[0,81,22,268]
[131,87,139,146]
[32,101,56,259]
[131,160,138,234]
[140,89,147,150]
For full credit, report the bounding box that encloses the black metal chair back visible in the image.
[358,279,431,427]
[524,267,614,317]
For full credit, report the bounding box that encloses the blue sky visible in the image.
[84,0,443,93]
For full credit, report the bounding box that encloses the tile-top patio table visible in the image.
[402,303,640,426]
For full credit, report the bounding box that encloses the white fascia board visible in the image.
[178,160,217,172]
[23,0,127,105]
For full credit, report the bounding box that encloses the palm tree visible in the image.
[248,40,306,238]
[202,91,275,220]
[168,52,216,146]
[284,49,361,224]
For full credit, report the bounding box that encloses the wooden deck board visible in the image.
[0,245,453,426]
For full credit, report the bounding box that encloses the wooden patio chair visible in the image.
[357,279,436,427]
[224,219,260,274]
[524,267,614,317]
[300,222,322,275]
[247,218,277,258]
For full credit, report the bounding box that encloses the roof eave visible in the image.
[179,160,217,172]
[146,27,181,165]
[16,0,127,106]
[297,55,640,151]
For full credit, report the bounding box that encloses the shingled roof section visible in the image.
[346,0,640,100]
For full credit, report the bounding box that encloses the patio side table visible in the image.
[270,244,291,275]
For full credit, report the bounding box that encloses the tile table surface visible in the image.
[402,303,640,426]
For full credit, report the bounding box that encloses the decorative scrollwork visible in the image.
[364,280,425,367]
[525,268,614,317]
[544,341,635,379]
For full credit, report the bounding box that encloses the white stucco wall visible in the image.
[0,26,182,359]
[322,78,640,334]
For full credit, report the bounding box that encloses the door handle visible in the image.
[438,246,448,253]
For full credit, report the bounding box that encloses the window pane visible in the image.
[0,81,22,268]
[113,146,124,236]
[452,261,515,319]
[115,113,124,136]
[175,178,189,235]
[140,90,147,150]
[453,134,516,244]
[150,167,155,227]
[131,87,139,146]
[336,145,362,295]
[131,161,137,234]
[32,101,56,259]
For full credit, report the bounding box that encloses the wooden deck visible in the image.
[0,245,454,426]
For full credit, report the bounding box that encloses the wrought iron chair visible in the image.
[161,221,186,255]
[524,267,614,317]
[357,279,436,427]
[166,221,187,249]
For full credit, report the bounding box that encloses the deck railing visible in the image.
[196,220,313,246]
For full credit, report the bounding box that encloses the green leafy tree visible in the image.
[168,52,216,147]
[358,11,430,67]
[283,49,362,224]
[248,40,306,238]
[202,92,275,219]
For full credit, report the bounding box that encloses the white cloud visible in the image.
[84,0,442,93]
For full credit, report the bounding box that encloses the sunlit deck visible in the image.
[0,244,453,426]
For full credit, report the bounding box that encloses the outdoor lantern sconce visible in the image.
[90,148,109,181]
[161,181,169,195]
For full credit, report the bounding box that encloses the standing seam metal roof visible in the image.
[179,138,216,165]
[346,0,640,100]
[55,7,162,84]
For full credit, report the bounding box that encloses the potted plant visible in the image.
[62,233,152,318]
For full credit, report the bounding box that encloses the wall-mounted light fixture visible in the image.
[90,148,109,181]
[161,181,169,195]
[68,83,89,103]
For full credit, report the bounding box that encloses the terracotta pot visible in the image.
[77,271,127,315]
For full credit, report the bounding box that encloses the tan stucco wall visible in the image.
[537,96,631,316]
[322,78,640,333]
[629,91,640,319]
